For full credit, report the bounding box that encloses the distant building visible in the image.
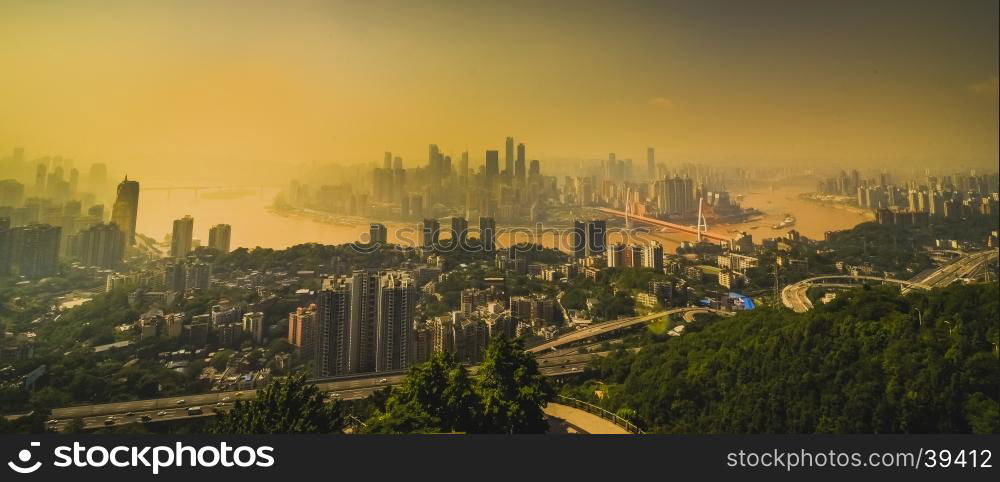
[110,176,139,246]
[78,222,125,269]
[369,223,387,245]
[170,215,194,257]
[208,224,232,253]
[10,224,61,278]
[242,312,264,344]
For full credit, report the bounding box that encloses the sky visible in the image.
[0,0,997,180]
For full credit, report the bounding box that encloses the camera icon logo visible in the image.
[7,442,42,474]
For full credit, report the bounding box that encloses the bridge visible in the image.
[781,275,932,313]
[593,207,729,242]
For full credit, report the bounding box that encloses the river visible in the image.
[135,184,872,253]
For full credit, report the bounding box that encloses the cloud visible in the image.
[648,96,675,109]
[968,76,999,97]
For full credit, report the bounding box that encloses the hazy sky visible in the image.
[1,0,997,178]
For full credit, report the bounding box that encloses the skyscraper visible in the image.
[479,216,496,252]
[369,223,387,245]
[78,222,126,269]
[647,147,655,179]
[450,216,468,247]
[515,143,526,181]
[10,224,61,278]
[349,270,380,373]
[376,273,416,372]
[317,276,352,377]
[585,219,607,256]
[504,136,514,177]
[170,215,194,257]
[208,224,231,253]
[110,176,140,246]
[422,218,440,248]
[485,150,499,180]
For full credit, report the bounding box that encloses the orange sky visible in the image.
[1,0,997,180]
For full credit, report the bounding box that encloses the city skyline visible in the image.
[0,0,997,180]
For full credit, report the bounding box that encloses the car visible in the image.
[47,419,59,425]
[104,418,115,426]
[234,392,243,397]
[222,396,231,402]
[328,392,341,398]
[175,399,186,405]
[140,415,152,422]
[157,411,168,416]
[125,411,135,417]
[216,402,226,407]
[377,378,388,384]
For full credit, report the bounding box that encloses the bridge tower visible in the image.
[696,198,709,243]
[624,187,632,230]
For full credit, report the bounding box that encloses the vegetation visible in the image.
[563,283,1000,433]
[366,337,554,433]
[212,371,345,434]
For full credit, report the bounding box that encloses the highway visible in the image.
[34,353,599,432]
[527,307,727,353]
[593,207,729,242]
[781,250,998,312]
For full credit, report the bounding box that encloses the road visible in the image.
[781,249,998,312]
[544,403,630,434]
[34,353,598,431]
[527,307,726,354]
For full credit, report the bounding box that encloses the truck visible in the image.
[186,406,203,416]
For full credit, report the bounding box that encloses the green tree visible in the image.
[477,336,554,433]
[211,371,344,434]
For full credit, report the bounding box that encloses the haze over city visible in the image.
[1,0,998,182]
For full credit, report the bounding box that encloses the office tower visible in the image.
[450,216,468,246]
[647,147,655,179]
[69,168,79,194]
[242,312,264,344]
[288,304,318,359]
[529,159,540,177]
[316,276,351,376]
[78,222,125,269]
[10,224,61,278]
[504,136,514,177]
[392,156,403,170]
[479,216,496,252]
[87,204,104,223]
[586,219,607,256]
[383,151,392,170]
[88,163,107,191]
[186,261,211,290]
[410,194,423,218]
[349,270,380,373]
[422,218,440,248]
[170,215,194,257]
[369,223,387,245]
[110,176,140,246]
[208,224,231,253]
[485,150,500,180]
[514,159,526,182]
[428,144,442,176]
[376,273,417,372]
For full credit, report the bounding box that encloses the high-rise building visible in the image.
[170,215,194,257]
[607,243,625,268]
[34,164,47,196]
[242,312,265,344]
[376,273,416,372]
[349,270,380,373]
[110,176,140,246]
[0,218,11,276]
[78,222,125,269]
[504,136,514,177]
[316,276,352,377]
[186,261,211,290]
[643,241,664,270]
[529,159,540,177]
[450,216,468,247]
[479,216,496,252]
[585,219,607,256]
[369,223,387,245]
[10,224,61,278]
[515,143,526,181]
[570,220,587,259]
[422,218,440,248]
[647,147,655,179]
[485,150,500,180]
[655,177,695,217]
[288,304,318,359]
[208,224,231,253]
